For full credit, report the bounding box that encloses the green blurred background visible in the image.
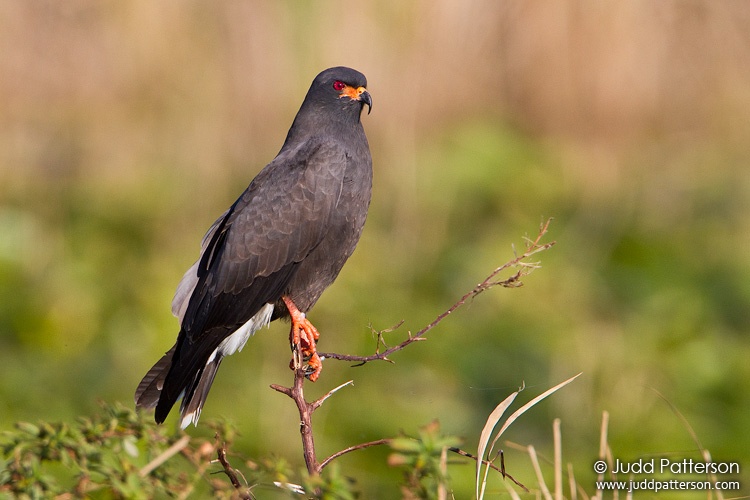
[1,1,748,497]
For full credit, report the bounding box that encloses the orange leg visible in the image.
[281,295,322,381]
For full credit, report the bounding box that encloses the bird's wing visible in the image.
[171,209,229,323]
[179,137,348,342]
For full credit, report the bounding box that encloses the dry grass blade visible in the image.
[438,446,448,500]
[651,388,725,500]
[553,418,562,500]
[529,444,553,500]
[567,462,579,500]
[489,373,582,456]
[475,386,521,499]
[593,411,610,500]
[476,373,582,500]
[501,478,524,500]
[139,435,191,477]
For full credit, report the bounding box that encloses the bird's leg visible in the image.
[281,295,322,381]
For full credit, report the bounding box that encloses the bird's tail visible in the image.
[134,345,175,410]
[134,344,224,429]
[176,356,223,429]
[135,304,275,428]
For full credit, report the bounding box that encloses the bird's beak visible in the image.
[340,85,372,114]
[359,89,372,114]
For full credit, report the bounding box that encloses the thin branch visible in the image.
[319,218,555,364]
[320,439,392,470]
[311,380,354,411]
[357,320,405,364]
[214,443,253,499]
[270,342,321,476]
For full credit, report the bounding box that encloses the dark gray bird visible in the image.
[135,67,372,428]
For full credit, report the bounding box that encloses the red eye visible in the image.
[332,80,346,91]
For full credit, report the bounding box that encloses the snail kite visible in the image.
[135,67,373,428]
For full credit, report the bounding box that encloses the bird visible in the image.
[134,66,373,428]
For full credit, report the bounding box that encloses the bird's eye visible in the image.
[332,80,346,91]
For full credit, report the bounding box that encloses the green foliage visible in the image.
[3,403,198,497]
[0,403,474,498]
[387,421,462,499]
[0,403,314,498]
[299,464,359,500]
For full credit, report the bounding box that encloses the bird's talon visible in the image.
[303,353,323,382]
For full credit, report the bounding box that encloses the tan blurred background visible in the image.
[1,1,749,497]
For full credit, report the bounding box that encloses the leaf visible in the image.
[15,422,40,436]
[389,437,423,453]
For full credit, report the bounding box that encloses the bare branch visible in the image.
[320,218,555,364]
[270,343,321,476]
[319,439,392,470]
[311,380,354,411]
[214,443,253,499]
[366,320,405,358]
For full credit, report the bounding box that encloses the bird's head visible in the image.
[308,66,372,118]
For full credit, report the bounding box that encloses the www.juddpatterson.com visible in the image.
[593,459,741,493]
[595,478,741,493]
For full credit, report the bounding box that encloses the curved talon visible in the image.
[288,346,323,380]
[303,352,322,381]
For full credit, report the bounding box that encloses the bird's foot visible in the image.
[288,319,323,381]
[283,296,323,381]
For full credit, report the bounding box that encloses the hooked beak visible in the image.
[340,85,372,114]
[359,89,372,114]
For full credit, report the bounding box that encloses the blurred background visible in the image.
[1,0,748,497]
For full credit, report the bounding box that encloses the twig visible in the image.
[359,320,405,363]
[312,379,354,410]
[214,443,253,499]
[319,439,391,470]
[319,218,555,364]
